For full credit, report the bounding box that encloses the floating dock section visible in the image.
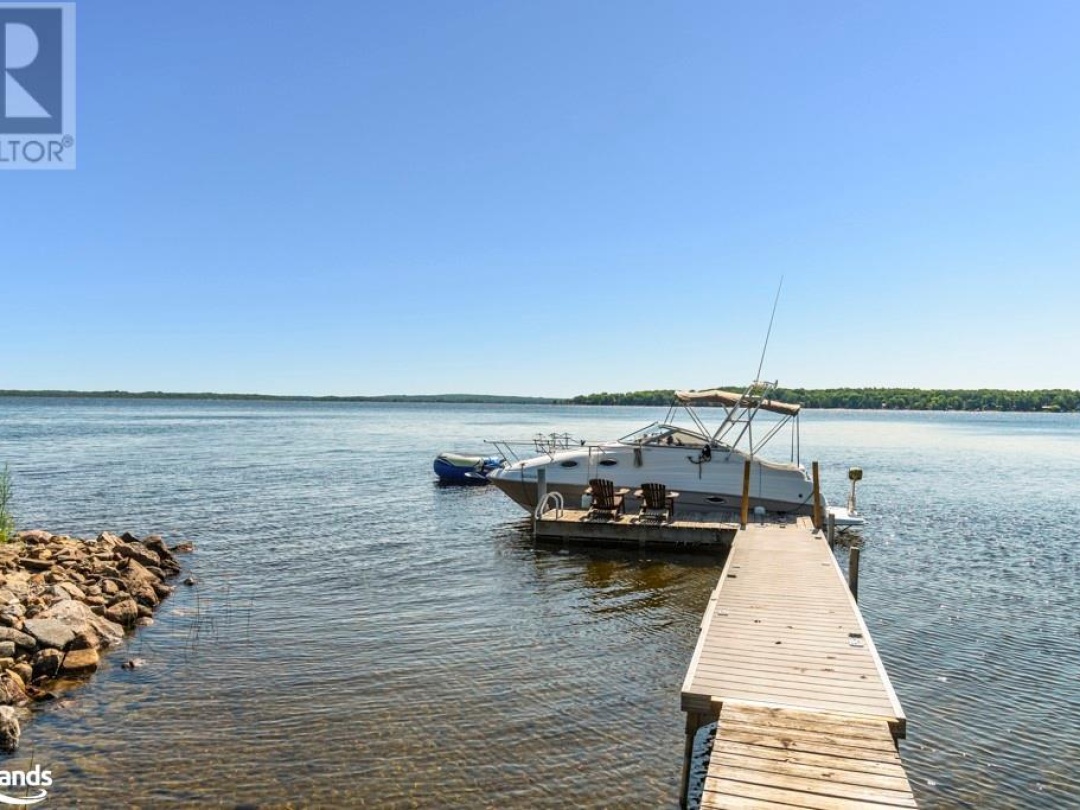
[680,518,916,808]
[533,507,736,552]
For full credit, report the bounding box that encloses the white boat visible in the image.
[487,380,826,517]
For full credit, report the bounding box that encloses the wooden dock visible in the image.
[533,507,737,552]
[681,518,915,808]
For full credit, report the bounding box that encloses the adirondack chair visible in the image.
[585,478,629,519]
[634,482,680,523]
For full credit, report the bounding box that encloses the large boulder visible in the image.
[37,599,125,648]
[21,619,76,651]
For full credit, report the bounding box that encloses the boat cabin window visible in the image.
[598,459,618,467]
[619,424,709,448]
[560,460,579,468]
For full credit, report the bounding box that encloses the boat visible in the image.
[486,380,827,516]
[433,452,504,484]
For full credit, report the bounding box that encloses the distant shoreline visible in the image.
[1,388,1077,412]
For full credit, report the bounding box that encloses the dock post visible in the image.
[740,460,751,529]
[827,511,836,547]
[811,461,822,531]
[678,711,707,809]
[849,545,861,601]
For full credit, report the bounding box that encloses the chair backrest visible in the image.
[641,482,667,509]
[589,478,617,508]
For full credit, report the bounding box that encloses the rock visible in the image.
[120,531,140,544]
[152,582,175,600]
[172,541,194,553]
[0,660,13,673]
[120,557,159,583]
[59,647,99,676]
[0,642,14,659]
[102,579,120,596]
[52,581,87,601]
[31,648,62,680]
[0,627,37,652]
[38,599,124,648]
[0,671,28,705]
[17,557,53,572]
[116,543,161,569]
[135,616,154,628]
[16,530,52,545]
[121,658,146,670]
[22,618,77,650]
[0,587,20,606]
[0,706,19,752]
[103,598,139,628]
[95,531,122,547]
[143,536,177,564]
[128,581,160,609]
[11,664,31,687]
[183,576,197,586]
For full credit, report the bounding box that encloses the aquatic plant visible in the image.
[0,465,14,544]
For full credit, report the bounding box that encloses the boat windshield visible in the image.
[618,423,711,447]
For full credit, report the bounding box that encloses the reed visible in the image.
[0,465,14,544]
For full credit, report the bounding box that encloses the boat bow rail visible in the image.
[487,432,591,464]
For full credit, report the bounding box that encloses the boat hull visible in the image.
[487,443,818,516]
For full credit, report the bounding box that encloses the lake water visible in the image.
[0,399,1078,808]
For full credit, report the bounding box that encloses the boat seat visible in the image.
[585,478,629,520]
[634,482,679,523]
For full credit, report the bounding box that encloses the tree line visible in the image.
[570,387,1080,412]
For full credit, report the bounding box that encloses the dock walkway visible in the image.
[681,518,915,808]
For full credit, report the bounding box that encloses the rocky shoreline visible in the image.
[0,529,189,753]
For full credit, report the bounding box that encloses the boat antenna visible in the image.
[754,276,784,384]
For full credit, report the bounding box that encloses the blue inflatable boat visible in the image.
[433,452,504,484]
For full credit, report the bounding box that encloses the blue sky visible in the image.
[4,0,1079,397]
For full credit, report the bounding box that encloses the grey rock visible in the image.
[0,627,36,652]
[22,619,76,651]
[0,642,14,659]
[38,599,124,648]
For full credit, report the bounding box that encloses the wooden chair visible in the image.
[585,478,629,520]
[634,482,680,523]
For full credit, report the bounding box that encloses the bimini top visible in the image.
[675,388,802,417]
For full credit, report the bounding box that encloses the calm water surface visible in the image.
[0,399,1077,808]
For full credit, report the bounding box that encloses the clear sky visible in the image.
[4,1,1079,397]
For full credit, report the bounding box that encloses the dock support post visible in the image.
[679,711,708,809]
[740,460,751,530]
[811,461,822,531]
[849,545,860,601]
[827,511,836,548]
